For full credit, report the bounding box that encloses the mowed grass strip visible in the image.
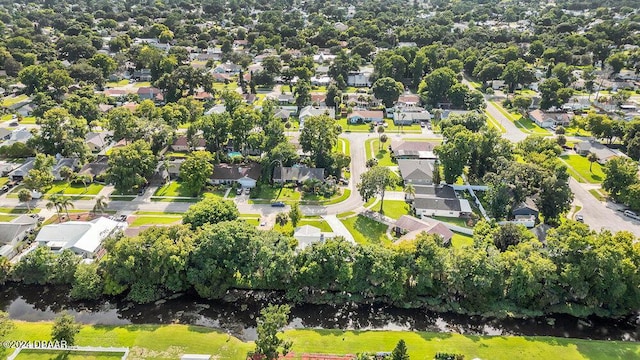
[560,155,605,184]
[15,350,124,359]
[341,215,389,245]
[5,322,638,360]
[129,215,182,227]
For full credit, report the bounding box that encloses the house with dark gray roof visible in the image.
[397,159,435,185]
[273,167,325,184]
[407,185,456,202]
[412,197,472,219]
[393,215,453,245]
[210,163,262,188]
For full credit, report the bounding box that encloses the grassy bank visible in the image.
[3,322,640,360]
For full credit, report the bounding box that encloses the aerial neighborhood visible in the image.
[0,0,640,359]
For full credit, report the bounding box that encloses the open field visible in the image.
[3,322,640,360]
[560,155,605,184]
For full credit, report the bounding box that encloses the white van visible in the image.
[624,210,640,220]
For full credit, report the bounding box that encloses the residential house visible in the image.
[406,184,456,202]
[205,104,226,115]
[310,94,327,105]
[104,89,127,98]
[212,62,241,74]
[313,53,336,64]
[392,215,453,245]
[348,110,384,124]
[132,69,152,81]
[0,215,39,259]
[52,158,80,181]
[0,128,11,141]
[3,127,33,147]
[397,159,435,185]
[137,87,164,102]
[310,76,331,86]
[275,109,291,121]
[194,91,214,101]
[293,225,336,249]
[299,106,335,128]
[574,140,622,163]
[390,141,438,160]
[347,69,373,87]
[171,135,206,152]
[243,93,257,104]
[275,93,295,105]
[36,217,126,259]
[85,131,112,152]
[0,160,19,176]
[210,163,262,188]
[133,38,170,52]
[511,197,539,228]
[78,156,109,180]
[393,108,431,125]
[412,197,472,219]
[273,166,325,184]
[211,73,232,83]
[528,109,571,128]
[397,94,420,107]
[8,158,35,181]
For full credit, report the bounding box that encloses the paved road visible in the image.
[484,100,527,142]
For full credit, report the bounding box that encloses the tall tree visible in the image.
[288,203,301,228]
[51,312,81,346]
[18,188,32,212]
[299,115,339,169]
[357,166,395,213]
[107,140,156,193]
[372,77,404,108]
[391,339,410,360]
[23,154,55,193]
[31,108,90,162]
[183,197,239,230]
[180,151,214,196]
[251,304,293,360]
[602,157,638,201]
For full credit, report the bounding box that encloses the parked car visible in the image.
[420,122,426,128]
[271,201,285,207]
[244,187,250,195]
[0,185,9,193]
[236,188,242,195]
[575,214,584,223]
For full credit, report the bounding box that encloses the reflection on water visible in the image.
[0,285,637,341]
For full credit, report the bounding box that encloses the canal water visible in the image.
[0,285,637,342]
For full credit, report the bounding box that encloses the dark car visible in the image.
[420,122,426,128]
[0,185,8,193]
[575,214,584,223]
[271,201,285,207]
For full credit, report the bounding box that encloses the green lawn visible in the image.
[430,216,473,228]
[387,171,404,191]
[302,189,351,205]
[589,189,607,201]
[298,219,333,232]
[19,116,37,124]
[0,214,17,221]
[154,181,194,197]
[337,211,355,219]
[365,138,395,166]
[0,177,8,187]
[560,155,605,184]
[133,81,152,87]
[1,94,28,107]
[134,210,184,215]
[15,350,125,359]
[333,137,351,156]
[338,119,421,134]
[105,79,129,87]
[212,81,239,90]
[250,184,300,203]
[4,321,640,360]
[451,232,474,248]
[130,215,182,227]
[46,181,104,196]
[491,101,548,135]
[341,215,389,245]
[484,110,507,133]
[379,200,411,220]
[0,206,30,214]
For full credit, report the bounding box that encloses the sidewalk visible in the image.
[322,215,356,244]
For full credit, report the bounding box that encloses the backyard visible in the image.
[9,181,104,200]
[4,321,640,360]
[560,155,605,184]
[379,200,411,220]
[341,215,390,246]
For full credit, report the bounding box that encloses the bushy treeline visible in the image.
[3,219,639,319]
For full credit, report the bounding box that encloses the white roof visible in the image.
[35,217,124,255]
[294,225,321,236]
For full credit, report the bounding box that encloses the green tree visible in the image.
[31,107,90,161]
[295,79,312,111]
[587,152,599,172]
[372,77,404,108]
[23,154,55,192]
[289,203,301,228]
[607,52,628,74]
[107,140,156,193]
[183,197,239,230]
[18,188,32,212]
[602,157,638,201]
[404,183,415,201]
[501,59,535,93]
[420,67,457,107]
[391,339,410,360]
[0,311,14,341]
[106,107,140,143]
[51,312,81,346]
[180,151,214,196]
[12,246,56,284]
[299,115,339,169]
[92,195,108,215]
[537,174,573,225]
[70,263,103,300]
[251,304,293,360]
[357,166,395,213]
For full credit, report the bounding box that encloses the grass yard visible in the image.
[451,232,474,248]
[3,322,640,360]
[589,189,607,201]
[105,79,129,87]
[341,215,389,246]
[298,219,333,232]
[134,211,184,216]
[45,181,104,196]
[154,181,194,197]
[379,200,411,220]
[1,94,28,107]
[302,189,351,205]
[250,184,301,203]
[365,138,395,166]
[19,116,37,124]
[560,155,605,184]
[484,110,507,133]
[0,214,17,221]
[133,81,152,87]
[0,206,32,214]
[130,215,182,227]
[333,137,351,156]
[0,177,8,187]
[491,102,548,135]
[15,350,125,359]
[212,81,239,90]
[387,171,404,191]
[430,216,474,228]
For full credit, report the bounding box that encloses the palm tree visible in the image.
[587,152,599,172]
[404,183,415,202]
[92,195,108,215]
[18,189,32,212]
[377,125,385,150]
[58,196,74,220]
[46,194,63,223]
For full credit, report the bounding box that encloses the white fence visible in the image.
[8,346,129,360]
